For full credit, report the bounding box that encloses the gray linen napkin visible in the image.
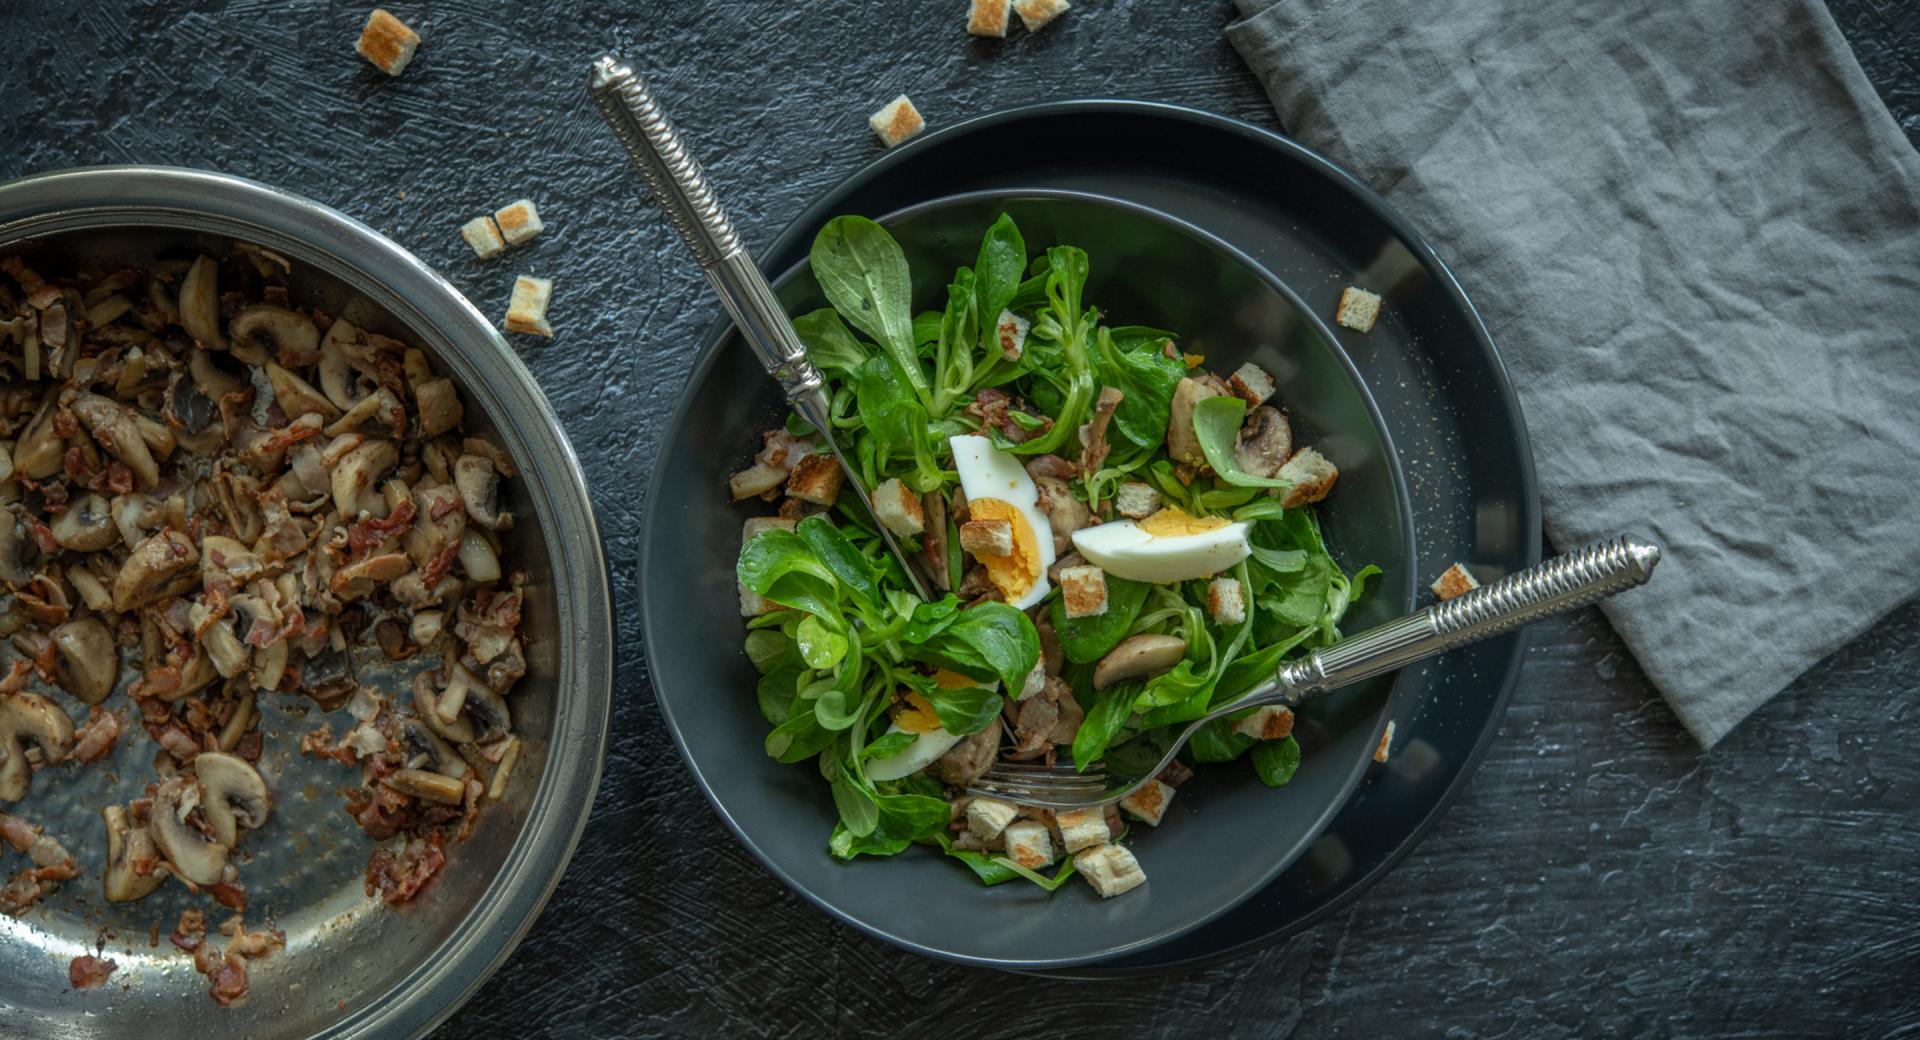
[1227,0,1920,746]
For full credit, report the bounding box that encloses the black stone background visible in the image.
[5,2,1917,1036]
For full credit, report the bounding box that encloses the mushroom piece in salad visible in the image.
[732,214,1377,899]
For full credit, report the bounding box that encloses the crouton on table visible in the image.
[869,95,925,148]
[494,199,544,247]
[968,0,1013,37]
[503,275,553,337]
[460,216,505,259]
[1014,0,1071,32]
[356,9,419,77]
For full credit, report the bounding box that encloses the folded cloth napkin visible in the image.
[1228,0,1920,746]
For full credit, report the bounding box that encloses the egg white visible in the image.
[949,435,1056,609]
[1071,517,1252,584]
[862,673,1002,782]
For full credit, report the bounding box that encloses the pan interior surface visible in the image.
[643,190,1414,968]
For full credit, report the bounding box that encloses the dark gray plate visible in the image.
[689,101,1542,976]
[640,190,1415,969]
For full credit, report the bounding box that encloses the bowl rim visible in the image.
[0,164,615,1040]
[641,185,1417,969]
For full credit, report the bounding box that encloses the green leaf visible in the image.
[1192,395,1291,488]
[813,684,864,731]
[860,730,916,761]
[1094,326,1186,456]
[1251,735,1302,787]
[737,529,840,618]
[828,792,950,859]
[972,214,1026,343]
[755,662,803,726]
[744,629,791,674]
[830,764,880,836]
[792,308,870,375]
[1249,544,1308,573]
[1049,576,1151,664]
[920,684,1004,736]
[940,602,1041,692]
[1071,682,1139,769]
[1188,717,1256,763]
[912,310,943,346]
[796,516,878,609]
[811,216,925,398]
[765,710,835,764]
[795,615,848,670]
[933,831,1080,890]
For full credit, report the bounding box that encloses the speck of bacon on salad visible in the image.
[730,213,1377,899]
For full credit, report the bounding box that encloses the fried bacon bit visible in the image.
[364,836,447,905]
[1079,385,1124,479]
[208,954,249,1007]
[347,781,414,841]
[346,499,416,555]
[193,916,284,1007]
[68,955,117,990]
[0,813,78,915]
[71,707,121,764]
[208,881,248,911]
[420,541,460,590]
[963,387,1052,444]
[170,908,207,952]
[49,406,78,440]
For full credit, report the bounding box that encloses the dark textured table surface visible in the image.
[6,2,1918,1037]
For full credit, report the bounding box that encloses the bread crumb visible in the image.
[494,199,544,247]
[1013,0,1071,32]
[1374,720,1395,763]
[868,95,925,148]
[460,217,505,260]
[1430,563,1479,601]
[502,275,553,337]
[1336,286,1382,332]
[356,9,420,77]
[968,0,1012,37]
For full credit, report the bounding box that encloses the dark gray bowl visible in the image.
[641,190,1414,969]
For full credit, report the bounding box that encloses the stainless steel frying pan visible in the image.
[0,167,612,1040]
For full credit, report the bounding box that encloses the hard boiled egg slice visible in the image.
[864,670,999,782]
[949,435,1056,609]
[1071,506,1252,584]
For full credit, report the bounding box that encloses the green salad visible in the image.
[730,213,1377,899]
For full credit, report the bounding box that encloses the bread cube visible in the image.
[868,95,925,148]
[1430,562,1480,601]
[960,518,1014,558]
[1013,0,1071,32]
[872,477,925,537]
[460,216,506,260]
[502,275,553,337]
[1058,565,1108,618]
[785,453,844,506]
[967,796,1020,840]
[742,516,797,543]
[1233,705,1294,741]
[1118,779,1175,827]
[1076,843,1146,898]
[356,9,420,77]
[967,0,1012,37]
[494,199,544,247]
[1002,820,1054,869]
[1374,720,1396,763]
[1056,806,1109,853]
[1207,576,1246,626]
[1115,482,1160,519]
[1228,363,1275,408]
[1278,447,1337,507]
[1335,286,1382,332]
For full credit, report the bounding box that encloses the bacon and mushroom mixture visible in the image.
[0,248,529,998]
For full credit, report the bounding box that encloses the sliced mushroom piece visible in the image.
[12,395,64,481]
[133,414,176,458]
[928,720,1003,787]
[265,362,341,421]
[70,393,160,489]
[149,776,226,886]
[0,693,75,801]
[178,256,227,350]
[50,618,117,705]
[1092,634,1189,690]
[403,484,466,568]
[330,552,410,601]
[112,529,199,612]
[386,768,466,805]
[251,638,289,694]
[110,492,164,550]
[457,530,501,584]
[1233,405,1293,480]
[0,518,30,588]
[218,689,256,752]
[331,439,398,519]
[200,615,251,679]
[193,752,270,847]
[324,386,400,438]
[316,318,362,411]
[415,378,464,438]
[230,305,319,365]
[1166,374,1229,467]
[67,565,112,613]
[397,715,469,779]
[199,535,265,581]
[164,369,223,454]
[411,671,475,744]
[50,492,117,552]
[102,805,165,903]
[409,610,445,646]
[453,454,512,530]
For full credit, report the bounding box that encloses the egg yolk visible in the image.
[893,692,942,733]
[1138,506,1230,537]
[966,498,1042,601]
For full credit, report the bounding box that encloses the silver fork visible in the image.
[966,534,1661,809]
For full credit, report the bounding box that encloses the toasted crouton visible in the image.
[1118,779,1176,827]
[1374,720,1396,763]
[785,452,844,506]
[494,199,544,247]
[1430,562,1480,601]
[959,518,1014,558]
[868,95,925,149]
[1058,565,1108,618]
[1336,286,1382,332]
[460,216,506,260]
[1228,363,1275,408]
[1076,844,1146,898]
[1207,576,1246,626]
[1002,820,1054,869]
[743,516,797,543]
[967,0,1012,37]
[1013,0,1071,32]
[872,477,925,537]
[1115,482,1160,519]
[502,275,553,337]
[729,462,785,501]
[355,9,420,77]
[995,310,1030,360]
[1278,447,1337,507]
[966,796,1019,840]
[1233,705,1294,742]
[1056,807,1110,853]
